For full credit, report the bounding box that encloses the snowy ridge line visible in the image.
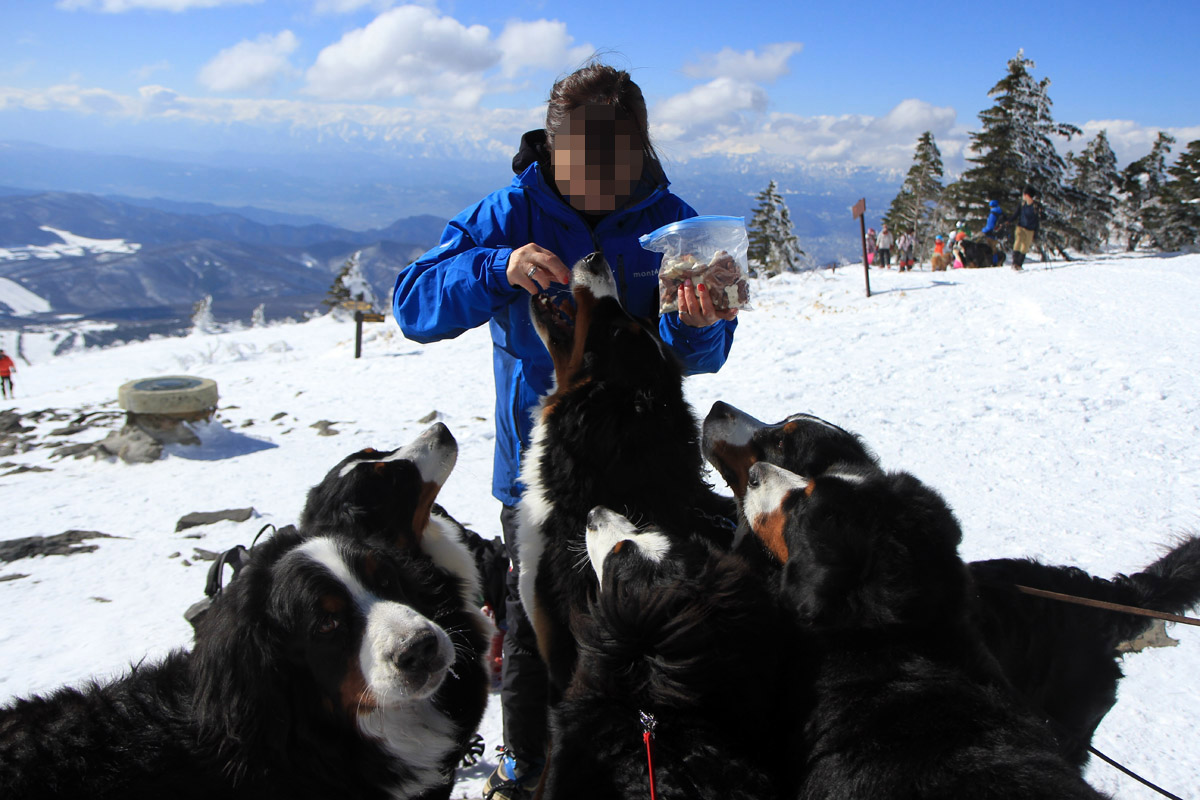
[0,226,141,263]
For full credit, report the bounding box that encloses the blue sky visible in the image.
[2,0,1198,173]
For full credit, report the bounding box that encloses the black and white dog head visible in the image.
[743,460,966,631]
[530,251,680,406]
[540,507,788,800]
[702,401,877,501]
[577,506,779,705]
[190,528,463,780]
[300,422,458,551]
[194,423,488,794]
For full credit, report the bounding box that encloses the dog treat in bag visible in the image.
[639,215,751,314]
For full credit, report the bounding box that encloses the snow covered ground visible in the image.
[1,254,1199,798]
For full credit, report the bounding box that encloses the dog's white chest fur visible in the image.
[361,699,460,798]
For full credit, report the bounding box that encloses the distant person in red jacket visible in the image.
[0,349,14,399]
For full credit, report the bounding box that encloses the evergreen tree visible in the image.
[1118,132,1175,251]
[251,303,267,328]
[951,50,1081,259]
[323,251,376,311]
[1066,131,1120,252]
[747,180,804,277]
[884,131,944,260]
[1155,139,1200,250]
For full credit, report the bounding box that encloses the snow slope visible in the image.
[0,277,51,317]
[1,254,1198,798]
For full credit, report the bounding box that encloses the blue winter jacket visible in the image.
[981,201,1004,236]
[393,142,737,506]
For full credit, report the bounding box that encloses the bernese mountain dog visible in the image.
[541,506,794,800]
[518,252,736,692]
[702,400,1200,768]
[0,423,489,799]
[743,459,1109,798]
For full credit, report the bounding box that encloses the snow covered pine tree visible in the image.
[1067,131,1120,253]
[884,131,945,265]
[949,49,1081,261]
[747,180,804,277]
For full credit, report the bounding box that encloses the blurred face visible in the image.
[551,104,645,214]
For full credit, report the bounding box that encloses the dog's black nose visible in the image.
[579,251,607,274]
[707,400,735,422]
[395,630,440,673]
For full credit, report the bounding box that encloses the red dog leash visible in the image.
[639,710,658,800]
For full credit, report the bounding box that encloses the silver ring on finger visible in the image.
[526,266,539,279]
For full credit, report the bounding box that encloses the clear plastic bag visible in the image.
[638,215,751,314]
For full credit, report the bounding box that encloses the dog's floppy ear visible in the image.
[191,538,293,780]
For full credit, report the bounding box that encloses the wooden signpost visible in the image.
[852,198,871,298]
[341,301,387,359]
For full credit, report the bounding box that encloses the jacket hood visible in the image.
[512,129,552,175]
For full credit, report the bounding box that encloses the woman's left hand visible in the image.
[677,279,738,327]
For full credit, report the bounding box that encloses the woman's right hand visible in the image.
[507,243,571,294]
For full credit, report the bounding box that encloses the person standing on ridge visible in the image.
[1012,186,1041,270]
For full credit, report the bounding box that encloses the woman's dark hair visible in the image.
[545,60,659,164]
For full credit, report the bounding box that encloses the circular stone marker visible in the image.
[118,375,219,416]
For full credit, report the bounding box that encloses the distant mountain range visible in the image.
[0,140,904,337]
[0,189,446,327]
[0,140,903,261]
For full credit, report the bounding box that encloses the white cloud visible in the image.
[0,82,542,160]
[495,19,594,79]
[653,77,769,140]
[7,79,1193,176]
[877,98,956,134]
[683,43,804,83]
[686,43,806,83]
[303,7,592,108]
[653,98,965,172]
[304,6,499,107]
[138,84,183,114]
[132,60,171,81]
[198,30,299,94]
[1079,119,1200,165]
[57,0,260,11]
[0,84,136,115]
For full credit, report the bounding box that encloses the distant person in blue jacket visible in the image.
[980,199,1005,265]
[392,61,738,800]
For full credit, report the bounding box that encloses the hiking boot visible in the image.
[482,751,542,800]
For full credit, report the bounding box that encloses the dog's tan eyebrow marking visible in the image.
[611,540,625,554]
[320,593,347,613]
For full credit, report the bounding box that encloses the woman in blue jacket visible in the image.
[393,62,737,800]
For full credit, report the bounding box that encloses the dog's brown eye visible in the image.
[317,614,340,635]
